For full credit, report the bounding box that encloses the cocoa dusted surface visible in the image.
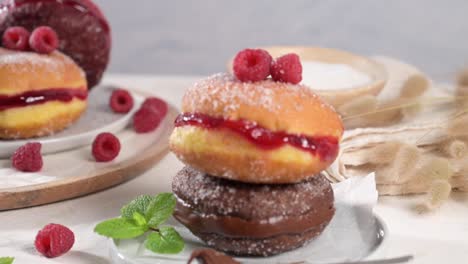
[172,166,335,256]
[173,186,335,239]
[195,222,329,257]
[172,166,334,220]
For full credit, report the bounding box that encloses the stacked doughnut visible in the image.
[170,49,344,256]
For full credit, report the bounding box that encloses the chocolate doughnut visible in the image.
[172,166,335,256]
[169,73,344,184]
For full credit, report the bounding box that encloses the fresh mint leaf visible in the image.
[121,195,153,220]
[94,218,147,239]
[0,257,14,264]
[146,193,176,228]
[133,212,147,227]
[95,193,185,254]
[145,226,184,254]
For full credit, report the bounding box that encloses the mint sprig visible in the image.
[0,257,14,264]
[121,195,153,219]
[146,193,176,228]
[145,226,184,254]
[94,217,147,239]
[94,193,184,254]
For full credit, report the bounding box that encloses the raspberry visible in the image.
[92,132,121,162]
[133,107,164,133]
[109,89,134,113]
[2,26,30,51]
[233,49,272,82]
[11,142,43,172]
[29,26,59,54]
[141,97,168,117]
[35,223,75,258]
[271,53,303,84]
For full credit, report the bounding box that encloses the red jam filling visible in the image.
[0,88,87,111]
[174,113,339,162]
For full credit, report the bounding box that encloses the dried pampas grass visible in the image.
[401,101,423,119]
[424,180,452,210]
[352,101,403,127]
[371,141,403,164]
[392,144,422,180]
[457,68,468,87]
[455,90,468,111]
[374,143,421,184]
[456,85,468,97]
[443,140,467,159]
[400,75,429,98]
[338,95,378,117]
[333,68,468,211]
[418,157,454,181]
[456,69,468,110]
[447,114,468,136]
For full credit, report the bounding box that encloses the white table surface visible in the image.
[1,74,467,264]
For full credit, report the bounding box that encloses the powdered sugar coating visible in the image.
[0,48,86,95]
[185,73,324,114]
[172,166,334,220]
[0,49,78,77]
[181,73,343,136]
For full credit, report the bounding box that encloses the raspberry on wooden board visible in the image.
[141,97,168,117]
[92,132,121,162]
[11,142,43,172]
[133,107,164,133]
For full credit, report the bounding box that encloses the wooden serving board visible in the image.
[0,96,178,211]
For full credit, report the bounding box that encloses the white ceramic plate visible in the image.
[108,204,387,264]
[0,86,143,158]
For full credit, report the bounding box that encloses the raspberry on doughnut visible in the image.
[271,53,303,84]
[169,73,344,184]
[233,48,272,82]
[29,26,59,54]
[0,48,88,139]
[2,26,30,51]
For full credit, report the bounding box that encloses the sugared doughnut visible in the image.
[0,48,88,139]
[173,166,335,256]
[169,73,344,184]
[0,0,111,88]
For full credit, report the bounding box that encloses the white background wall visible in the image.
[95,0,468,81]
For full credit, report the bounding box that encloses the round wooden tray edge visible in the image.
[0,99,179,211]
